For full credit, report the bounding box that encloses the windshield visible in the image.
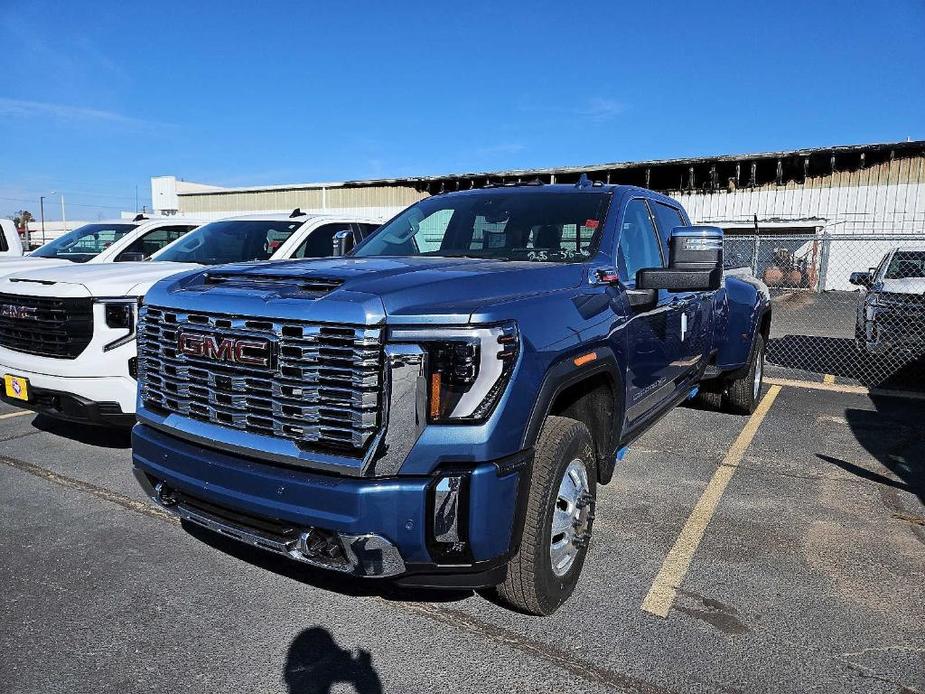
[353,191,611,263]
[31,223,138,262]
[884,251,925,279]
[153,219,303,264]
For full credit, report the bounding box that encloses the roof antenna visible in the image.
[576,173,592,189]
[132,213,148,222]
[289,208,304,218]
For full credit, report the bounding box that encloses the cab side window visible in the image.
[292,223,350,259]
[618,199,664,284]
[651,202,685,241]
[117,225,196,260]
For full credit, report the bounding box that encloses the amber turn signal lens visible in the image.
[429,371,442,420]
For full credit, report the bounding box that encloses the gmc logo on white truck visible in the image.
[176,332,274,368]
[0,304,38,320]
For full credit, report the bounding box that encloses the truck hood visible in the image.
[0,257,70,278]
[0,261,200,298]
[879,277,925,294]
[159,256,586,324]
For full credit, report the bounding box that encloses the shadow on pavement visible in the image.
[767,334,925,388]
[817,394,924,506]
[182,521,473,605]
[284,626,383,694]
[31,414,132,449]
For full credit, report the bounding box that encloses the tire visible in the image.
[723,334,765,415]
[694,384,725,410]
[496,415,596,616]
[854,319,866,351]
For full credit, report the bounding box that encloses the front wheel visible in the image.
[724,334,765,415]
[496,416,596,616]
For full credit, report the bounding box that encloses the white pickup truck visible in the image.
[0,216,204,276]
[0,219,24,257]
[0,211,380,425]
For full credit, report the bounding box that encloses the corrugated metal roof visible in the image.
[178,139,925,196]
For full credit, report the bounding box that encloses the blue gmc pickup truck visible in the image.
[132,180,771,615]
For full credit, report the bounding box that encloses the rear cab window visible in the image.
[116,225,197,261]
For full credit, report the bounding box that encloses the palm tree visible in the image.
[13,210,34,231]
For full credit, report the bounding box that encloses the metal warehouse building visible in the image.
[152,140,925,290]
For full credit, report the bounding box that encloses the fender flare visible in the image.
[521,345,626,484]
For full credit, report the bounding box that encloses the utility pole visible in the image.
[60,195,67,233]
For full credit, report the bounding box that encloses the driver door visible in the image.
[618,198,685,432]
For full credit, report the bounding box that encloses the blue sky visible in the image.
[2,1,923,221]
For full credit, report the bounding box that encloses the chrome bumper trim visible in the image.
[135,469,406,578]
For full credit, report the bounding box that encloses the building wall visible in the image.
[177,184,426,221]
[676,155,925,234]
[673,155,925,290]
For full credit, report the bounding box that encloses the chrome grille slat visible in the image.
[138,305,382,455]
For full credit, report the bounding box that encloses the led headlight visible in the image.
[104,302,134,329]
[97,298,138,352]
[389,322,519,423]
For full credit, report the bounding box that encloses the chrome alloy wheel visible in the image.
[753,342,765,401]
[550,458,593,577]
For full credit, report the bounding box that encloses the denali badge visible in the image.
[0,304,38,320]
[177,332,274,368]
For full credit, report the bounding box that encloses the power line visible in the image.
[0,195,138,211]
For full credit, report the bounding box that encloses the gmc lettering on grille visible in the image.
[176,332,274,368]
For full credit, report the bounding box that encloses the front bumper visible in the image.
[861,309,925,354]
[132,423,529,587]
[134,467,407,577]
[0,383,134,426]
[0,345,138,418]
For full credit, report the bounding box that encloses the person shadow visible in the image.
[283,627,383,694]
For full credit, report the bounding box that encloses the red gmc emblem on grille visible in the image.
[177,332,274,368]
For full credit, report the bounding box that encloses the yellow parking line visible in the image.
[822,374,836,384]
[0,410,32,420]
[641,385,782,618]
[765,377,925,401]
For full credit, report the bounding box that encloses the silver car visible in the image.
[850,246,925,354]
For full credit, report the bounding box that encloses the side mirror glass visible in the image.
[331,229,354,257]
[637,226,724,292]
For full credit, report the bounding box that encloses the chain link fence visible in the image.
[724,230,925,389]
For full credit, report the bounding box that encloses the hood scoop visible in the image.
[9,277,57,285]
[202,271,345,296]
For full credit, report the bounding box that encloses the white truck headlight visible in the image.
[97,298,138,351]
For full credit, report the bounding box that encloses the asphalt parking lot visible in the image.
[2,383,923,694]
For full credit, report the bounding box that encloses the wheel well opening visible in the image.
[759,310,772,341]
[549,374,618,470]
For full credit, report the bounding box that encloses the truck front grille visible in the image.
[0,293,94,358]
[138,305,382,456]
